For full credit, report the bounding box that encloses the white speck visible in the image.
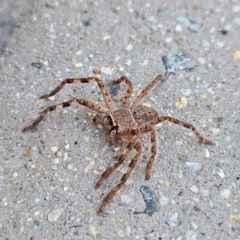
[210,27,215,33]
[185,162,203,172]
[75,50,82,55]
[198,57,206,65]
[181,88,192,96]
[64,186,68,191]
[115,56,120,61]
[190,185,199,193]
[186,230,197,240]
[175,24,182,32]
[142,59,148,65]
[205,148,210,158]
[126,44,133,51]
[210,127,221,135]
[224,24,232,31]
[12,172,18,178]
[165,37,172,43]
[65,144,70,150]
[233,5,240,12]
[217,169,225,178]
[48,208,64,222]
[52,158,60,164]
[114,147,120,151]
[166,213,181,227]
[101,66,117,75]
[214,41,224,48]
[121,195,132,204]
[84,161,96,173]
[67,164,74,170]
[63,152,68,161]
[201,189,209,197]
[88,225,100,237]
[201,40,211,48]
[125,59,132,65]
[75,63,83,68]
[235,17,240,25]
[220,189,231,199]
[65,68,71,72]
[207,88,214,94]
[209,201,214,208]
[159,196,169,206]
[51,146,58,153]
[103,35,111,40]
[191,222,198,229]
[176,140,182,146]
[119,67,124,71]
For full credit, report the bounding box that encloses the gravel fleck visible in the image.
[185,162,203,172]
[220,189,231,199]
[48,208,64,222]
[166,213,181,227]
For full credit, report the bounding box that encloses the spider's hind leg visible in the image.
[145,128,157,180]
[98,141,142,214]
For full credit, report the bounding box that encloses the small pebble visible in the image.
[34,198,43,205]
[63,152,68,161]
[48,96,55,101]
[33,220,42,230]
[65,144,70,150]
[93,69,101,74]
[210,127,221,135]
[121,195,132,204]
[185,162,203,172]
[217,169,225,178]
[48,208,64,222]
[198,57,206,65]
[84,161,96,173]
[175,96,188,108]
[88,225,100,237]
[75,63,83,68]
[190,185,199,193]
[228,215,240,222]
[181,88,192,96]
[205,149,210,158]
[220,189,231,199]
[101,66,117,75]
[51,165,57,171]
[175,24,182,32]
[11,172,18,178]
[232,50,240,59]
[126,44,133,51]
[186,230,197,240]
[159,196,169,206]
[233,5,240,13]
[166,213,181,227]
[52,158,60,164]
[51,146,58,153]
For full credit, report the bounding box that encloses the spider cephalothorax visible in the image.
[22,75,214,214]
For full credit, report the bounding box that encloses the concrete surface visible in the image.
[0,0,240,239]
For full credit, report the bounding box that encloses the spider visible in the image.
[22,75,214,214]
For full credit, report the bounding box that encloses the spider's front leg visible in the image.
[22,99,109,132]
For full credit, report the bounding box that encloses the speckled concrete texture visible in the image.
[1,0,240,239]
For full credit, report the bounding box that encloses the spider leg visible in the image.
[98,142,142,214]
[130,75,168,111]
[133,116,215,145]
[95,135,139,188]
[113,76,133,108]
[22,99,109,132]
[39,77,114,110]
[145,128,157,180]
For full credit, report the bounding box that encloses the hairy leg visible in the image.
[22,99,109,132]
[113,76,133,108]
[145,128,157,180]
[95,135,139,188]
[98,142,142,214]
[130,75,168,111]
[133,116,214,145]
[40,77,114,110]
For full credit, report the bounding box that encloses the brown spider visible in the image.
[22,75,214,214]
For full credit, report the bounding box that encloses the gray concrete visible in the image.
[1,0,240,239]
